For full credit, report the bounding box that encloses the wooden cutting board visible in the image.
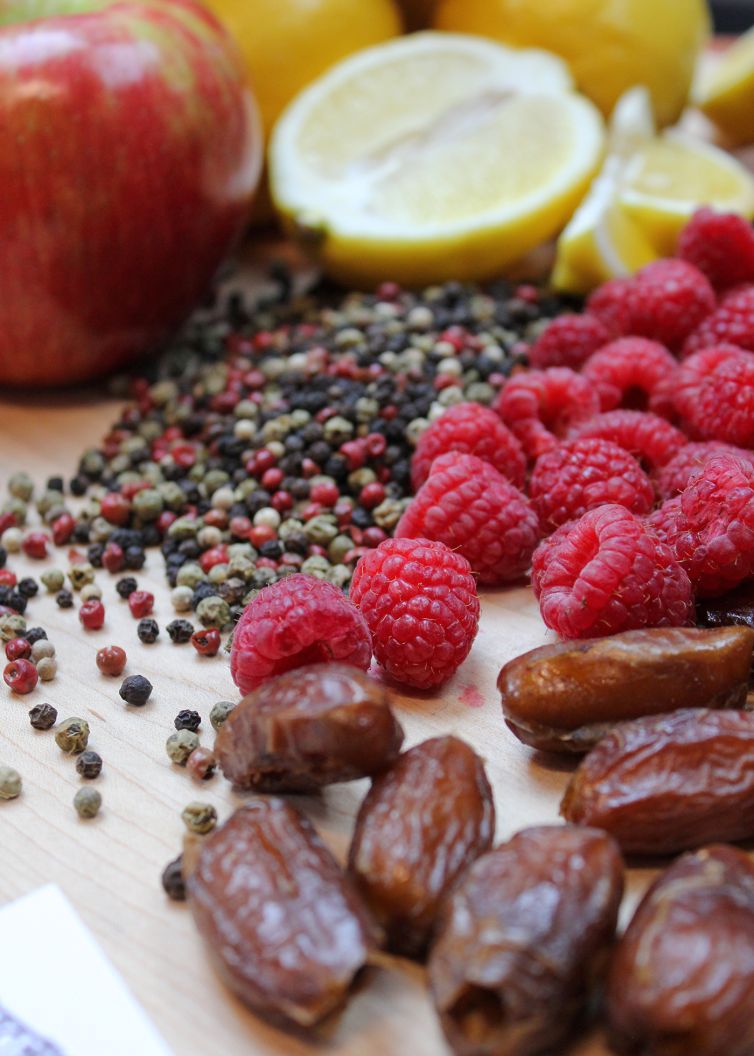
[0,240,685,1056]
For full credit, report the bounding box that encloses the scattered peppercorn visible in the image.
[56,589,74,609]
[166,729,200,765]
[167,619,194,643]
[116,576,138,599]
[3,658,38,694]
[137,618,160,644]
[96,644,127,676]
[119,674,152,706]
[174,710,201,732]
[30,639,55,662]
[190,628,221,657]
[209,700,235,731]
[161,855,186,901]
[186,746,216,781]
[5,637,31,661]
[55,717,90,754]
[0,764,21,800]
[36,657,57,682]
[76,750,103,779]
[79,599,105,630]
[29,703,57,730]
[181,800,217,834]
[128,590,154,619]
[24,627,47,645]
[74,786,101,819]
[17,577,38,598]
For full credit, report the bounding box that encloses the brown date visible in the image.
[698,579,754,632]
[215,663,404,792]
[428,825,624,1056]
[607,844,754,1056]
[498,627,754,753]
[348,736,495,959]
[187,798,377,1028]
[562,707,754,854]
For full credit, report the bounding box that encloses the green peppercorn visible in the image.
[76,751,103,779]
[303,516,338,546]
[0,764,21,800]
[69,563,95,591]
[209,700,235,731]
[166,729,199,765]
[74,787,101,819]
[301,555,331,578]
[55,718,90,754]
[0,614,26,641]
[30,639,55,661]
[29,703,57,730]
[41,568,65,593]
[8,471,34,502]
[181,801,217,834]
[195,596,231,629]
[36,657,57,682]
[132,488,163,521]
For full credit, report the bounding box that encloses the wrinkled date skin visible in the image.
[562,708,754,854]
[498,627,754,753]
[215,663,404,792]
[607,845,754,1056]
[698,580,754,634]
[187,799,377,1028]
[348,736,495,959]
[428,826,624,1056]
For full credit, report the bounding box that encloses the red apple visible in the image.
[0,0,261,386]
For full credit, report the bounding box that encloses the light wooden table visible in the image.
[0,374,654,1056]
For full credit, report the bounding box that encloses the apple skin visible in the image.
[0,0,261,386]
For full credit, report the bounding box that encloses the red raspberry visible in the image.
[494,367,600,461]
[529,438,654,535]
[350,537,479,689]
[673,345,754,447]
[651,454,754,597]
[683,284,754,356]
[677,207,754,292]
[410,402,525,491]
[527,313,611,370]
[230,573,371,694]
[654,441,754,501]
[570,410,687,471]
[581,337,677,417]
[532,504,693,639]
[395,453,540,585]
[587,260,715,351]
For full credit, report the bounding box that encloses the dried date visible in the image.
[562,707,754,854]
[187,799,377,1028]
[215,663,404,792]
[698,579,754,631]
[428,825,624,1056]
[607,844,754,1056]
[498,627,754,753]
[348,736,495,959]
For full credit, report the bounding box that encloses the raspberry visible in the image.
[652,454,754,597]
[673,345,754,447]
[494,367,600,461]
[581,337,677,417]
[230,573,371,694]
[532,504,693,639]
[682,285,754,357]
[588,260,715,350]
[529,438,654,535]
[350,537,479,689]
[395,453,540,585]
[677,208,754,292]
[654,441,754,501]
[570,410,687,471]
[527,313,611,370]
[410,402,525,492]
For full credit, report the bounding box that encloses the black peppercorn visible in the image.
[174,709,201,732]
[17,577,39,598]
[124,546,146,570]
[119,674,153,706]
[24,627,47,645]
[56,589,74,609]
[7,592,27,614]
[87,543,105,568]
[47,475,64,492]
[161,855,186,901]
[29,703,57,730]
[70,476,88,497]
[76,750,103,779]
[0,546,6,569]
[166,619,194,643]
[115,576,138,599]
[137,618,160,644]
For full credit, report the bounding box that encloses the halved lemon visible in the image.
[553,88,659,293]
[694,28,754,146]
[618,131,754,255]
[269,32,604,286]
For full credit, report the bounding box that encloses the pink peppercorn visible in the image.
[80,599,105,630]
[271,491,293,513]
[52,513,75,546]
[359,482,385,509]
[191,628,221,657]
[363,526,387,548]
[310,481,339,507]
[261,467,284,490]
[5,638,31,661]
[22,532,49,559]
[249,525,276,548]
[100,492,131,525]
[3,658,38,694]
[0,569,17,588]
[199,546,228,573]
[102,542,124,573]
[128,591,154,619]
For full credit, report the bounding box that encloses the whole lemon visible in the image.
[434,0,711,127]
[206,0,402,135]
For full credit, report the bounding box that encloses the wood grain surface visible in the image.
[0,378,661,1056]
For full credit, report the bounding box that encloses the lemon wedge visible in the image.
[553,88,659,293]
[269,32,604,286]
[618,130,754,255]
[695,28,754,146]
